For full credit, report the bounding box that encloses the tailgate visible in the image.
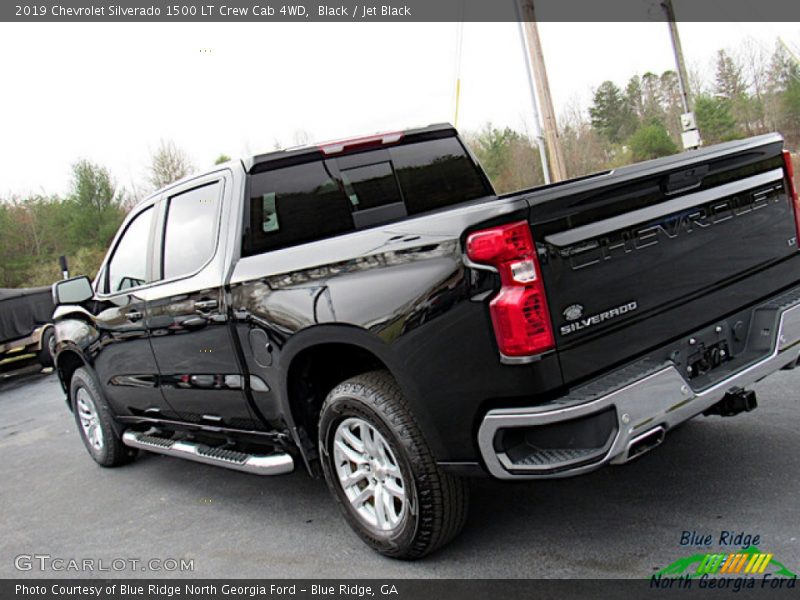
[530,134,800,384]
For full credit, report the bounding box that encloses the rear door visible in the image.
[146,172,260,430]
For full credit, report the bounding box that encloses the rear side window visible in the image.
[162,181,221,279]
[390,137,489,215]
[243,135,491,256]
[246,162,354,255]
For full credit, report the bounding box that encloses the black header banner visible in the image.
[3,0,800,22]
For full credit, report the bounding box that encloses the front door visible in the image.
[146,175,260,430]
[92,204,170,418]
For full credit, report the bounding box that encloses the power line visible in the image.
[452,4,465,128]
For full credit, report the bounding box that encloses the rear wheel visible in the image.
[70,367,136,467]
[318,371,469,559]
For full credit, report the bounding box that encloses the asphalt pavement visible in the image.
[1,368,798,578]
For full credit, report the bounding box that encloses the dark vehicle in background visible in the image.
[0,287,55,371]
[51,124,800,558]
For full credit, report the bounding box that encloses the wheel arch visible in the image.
[55,347,88,409]
[280,325,442,468]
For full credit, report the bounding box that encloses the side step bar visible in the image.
[122,431,294,476]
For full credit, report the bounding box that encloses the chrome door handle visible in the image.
[126,310,143,322]
[194,299,218,311]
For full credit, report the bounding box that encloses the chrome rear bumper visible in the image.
[478,289,800,480]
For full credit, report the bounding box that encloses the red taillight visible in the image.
[466,221,555,357]
[784,150,800,248]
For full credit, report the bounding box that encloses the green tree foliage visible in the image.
[22,246,109,289]
[660,70,685,142]
[626,72,666,126]
[765,45,800,146]
[66,160,126,249]
[0,161,125,287]
[641,72,665,122]
[629,122,678,161]
[214,154,231,165]
[625,75,644,120]
[694,95,741,144]
[464,124,544,194]
[715,49,762,136]
[783,77,800,136]
[590,81,637,144]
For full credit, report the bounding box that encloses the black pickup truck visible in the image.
[52,124,800,558]
[0,286,55,370]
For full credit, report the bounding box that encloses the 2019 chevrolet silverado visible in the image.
[51,124,800,558]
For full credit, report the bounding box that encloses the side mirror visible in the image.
[52,276,94,306]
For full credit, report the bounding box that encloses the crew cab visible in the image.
[52,124,800,558]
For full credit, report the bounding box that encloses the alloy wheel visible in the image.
[332,417,407,531]
[76,388,104,451]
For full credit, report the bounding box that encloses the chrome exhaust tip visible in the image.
[625,426,666,461]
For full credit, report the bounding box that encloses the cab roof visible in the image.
[244,123,457,174]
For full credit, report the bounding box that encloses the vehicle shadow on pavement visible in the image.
[0,366,52,390]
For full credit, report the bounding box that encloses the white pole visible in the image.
[515,13,551,184]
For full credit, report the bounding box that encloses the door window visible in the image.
[106,206,153,293]
[162,182,221,280]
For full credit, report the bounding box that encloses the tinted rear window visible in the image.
[389,137,489,214]
[246,161,353,255]
[340,161,402,211]
[244,135,491,256]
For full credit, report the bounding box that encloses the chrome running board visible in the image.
[122,431,294,476]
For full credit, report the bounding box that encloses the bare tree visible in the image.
[148,140,194,190]
[292,129,312,146]
[558,99,610,179]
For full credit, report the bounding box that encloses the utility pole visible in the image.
[517,0,567,182]
[515,17,550,184]
[662,0,701,149]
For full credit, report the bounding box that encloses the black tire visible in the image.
[318,370,469,559]
[70,367,137,467]
[38,328,55,368]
